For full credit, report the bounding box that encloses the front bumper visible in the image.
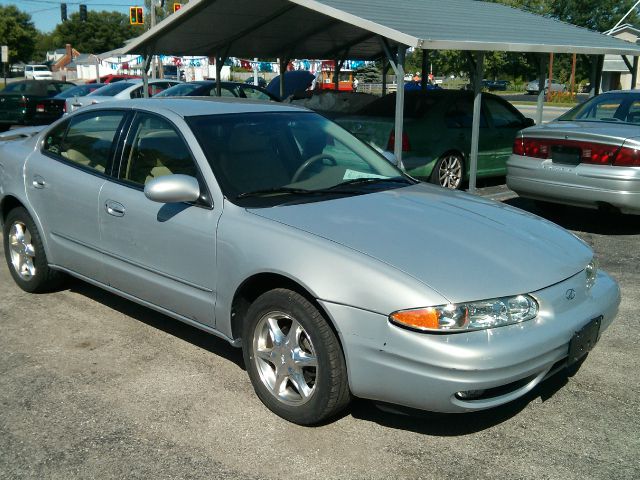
[320,269,620,413]
[507,155,640,214]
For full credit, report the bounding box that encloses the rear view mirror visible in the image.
[144,174,200,203]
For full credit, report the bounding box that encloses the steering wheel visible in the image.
[291,154,337,182]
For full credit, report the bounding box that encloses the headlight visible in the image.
[389,294,539,333]
[585,258,598,289]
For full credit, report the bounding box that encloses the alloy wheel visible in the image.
[252,311,318,406]
[8,221,36,281]
[438,155,463,189]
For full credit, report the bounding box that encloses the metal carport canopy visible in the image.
[115,0,640,190]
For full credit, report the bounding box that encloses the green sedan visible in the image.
[336,90,534,189]
[0,80,75,132]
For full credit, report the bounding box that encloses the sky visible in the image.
[2,0,137,33]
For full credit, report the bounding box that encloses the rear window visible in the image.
[89,82,135,97]
[2,83,26,93]
[559,93,640,124]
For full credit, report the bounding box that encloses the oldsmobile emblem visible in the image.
[565,288,576,300]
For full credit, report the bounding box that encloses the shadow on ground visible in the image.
[348,366,579,436]
[506,197,640,235]
[69,281,245,370]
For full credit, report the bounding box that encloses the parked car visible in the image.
[266,70,316,99]
[245,76,268,88]
[48,83,106,115]
[335,90,535,189]
[24,65,53,80]
[65,79,181,114]
[507,90,640,215]
[154,80,279,102]
[526,79,567,94]
[0,80,75,131]
[0,98,619,425]
[86,74,141,84]
[485,79,510,91]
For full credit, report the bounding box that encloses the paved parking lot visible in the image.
[1,198,639,480]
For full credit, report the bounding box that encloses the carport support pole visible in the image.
[468,51,484,194]
[380,42,406,170]
[421,50,428,91]
[382,60,388,95]
[589,55,604,97]
[279,58,288,99]
[142,54,152,99]
[632,56,639,89]
[216,56,222,96]
[536,55,547,126]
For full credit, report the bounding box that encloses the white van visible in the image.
[25,65,53,80]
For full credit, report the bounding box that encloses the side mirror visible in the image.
[523,117,536,127]
[144,174,200,203]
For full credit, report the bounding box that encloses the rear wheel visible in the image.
[3,207,64,293]
[242,288,350,425]
[430,153,464,189]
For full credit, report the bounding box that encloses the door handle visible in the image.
[32,176,46,189]
[105,200,126,217]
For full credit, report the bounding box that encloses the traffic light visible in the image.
[129,6,144,25]
[173,3,182,13]
[79,4,87,21]
[60,3,67,22]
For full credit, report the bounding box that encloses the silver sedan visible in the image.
[0,98,620,425]
[507,90,640,215]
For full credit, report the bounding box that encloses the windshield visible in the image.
[154,83,204,97]
[89,82,135,97]
[187,111,411,207]
[33,66,49,72]
[558,93,640,125]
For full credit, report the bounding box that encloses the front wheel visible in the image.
[430,153,464,189]
[3,207,65,293]
[242,289,350,425]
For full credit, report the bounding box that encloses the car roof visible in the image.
[83,97,306,117]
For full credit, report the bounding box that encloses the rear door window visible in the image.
[445,99,487,128]
[43,111,126,173]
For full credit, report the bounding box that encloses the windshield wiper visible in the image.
[327,176,414,190]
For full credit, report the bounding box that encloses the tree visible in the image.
[51,10,139,54]
[0,5,38,64]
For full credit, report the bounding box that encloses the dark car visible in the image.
[0,80,76,131]
[336,90,535,189]
[154,80,280,102]
[48,83,107,115]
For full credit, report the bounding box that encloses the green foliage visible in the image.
[355,64,381,83]
[0,5,38,64]
[51,10,139,54]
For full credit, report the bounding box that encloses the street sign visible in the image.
[1,46,8,63]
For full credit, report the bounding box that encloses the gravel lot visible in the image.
[1,198,639,480]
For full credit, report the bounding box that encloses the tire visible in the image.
[430,153,464,190]
[242,288,350,425]
[3,207,64,293]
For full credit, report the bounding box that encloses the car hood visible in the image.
[525,120,639,144]
[248,183,592,303]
